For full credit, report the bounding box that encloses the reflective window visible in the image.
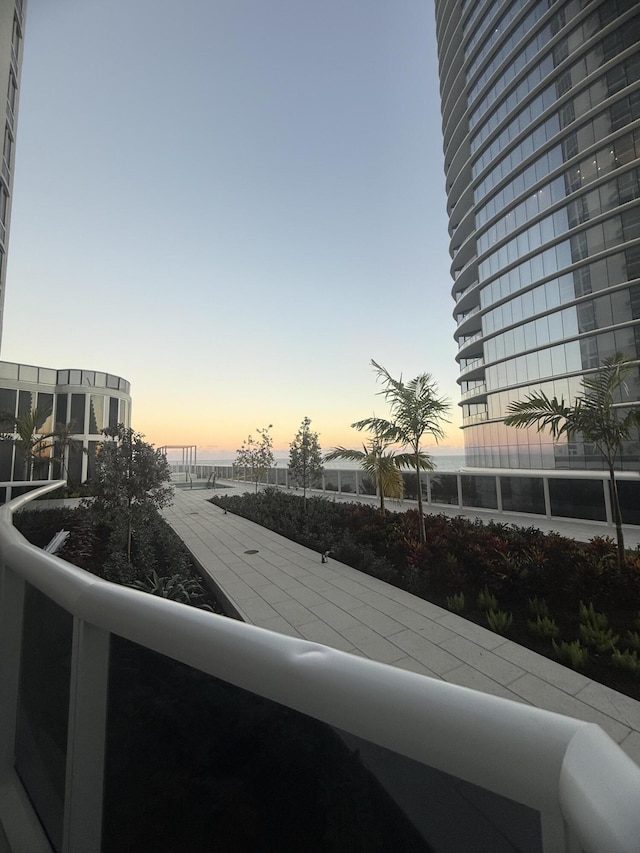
[70,394,85,433]
[89,395,104,434]
[37,393,54,433]
[56,394,68,425]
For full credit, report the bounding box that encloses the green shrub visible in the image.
[129,570,213,610]
[579,624,619,653]
[446,592,465,614]
[477,586,498,611]
[579,601,618,653]
[552,639,589,671]
[528,596,550,618]
[612,649,640,676]
[527,615,560,639]
[579,601,610,631]
[624,630,640,652]
[487,609,512,634]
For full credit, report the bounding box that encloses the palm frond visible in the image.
[504,392,573,438]
[324,447,366,463]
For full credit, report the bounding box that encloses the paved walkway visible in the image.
[163,484,640,765]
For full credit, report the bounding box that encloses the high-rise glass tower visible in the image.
[436,0,640,470]
[0,0,25,344]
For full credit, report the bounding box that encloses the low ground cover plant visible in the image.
[211,488,640,700]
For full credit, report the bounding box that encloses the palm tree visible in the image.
[51,420,81,484]
[353,361,450,541]
[504,353,640,570]
[325,423,419,513]
[0,406,55,480]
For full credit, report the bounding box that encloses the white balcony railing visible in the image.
[1,483,640,852]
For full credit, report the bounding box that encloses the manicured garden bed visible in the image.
[210,488,640,701]
[14,506,226,614]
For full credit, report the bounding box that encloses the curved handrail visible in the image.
[3,485,640,852]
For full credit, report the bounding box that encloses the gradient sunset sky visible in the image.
[4,0,462,457]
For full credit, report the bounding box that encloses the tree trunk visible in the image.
[377,470,385,513]
[609,466,625,571]
[415,449,426,543]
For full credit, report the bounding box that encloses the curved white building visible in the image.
[0,360,131,494]
[436,0,640,469]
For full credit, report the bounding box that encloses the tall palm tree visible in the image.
[0,406,54,480]
[504,353,640,570]
[325,423,419,513]
[353,361,450,541]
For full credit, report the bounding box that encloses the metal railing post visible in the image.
[62,619,110,853]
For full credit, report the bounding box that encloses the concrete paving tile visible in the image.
[273,563,311,579]
[215,579,257,600]
[574,682,640,731]
[271,599,317,627]
[329,576,372,596]
[356,589,407,616]
[341,625,407,664]
[493,643,591,695]
[442,664,530,704]
[297,575,337,594]
[618,731,640,766]
[390,609,456,644]
[399,597,450,620]
[267,572,307,592]
[258,616,303,639]
[235,596,279,622]
[250,585,292,605]
[392,657,440,679]
[389,630,463,675]
[233,569,272,589]
[349,604,405,637]
[282,585,328,607]
[310,588,363,611]
[508,674,631,743]
[296,620,356,653]
[438,636,525,685]
[309,602,363,630]
[434,613,508,650]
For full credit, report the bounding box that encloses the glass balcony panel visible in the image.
[103,636,545,852]
[461,474,498,509]
[548,478,606,520]
[16,584,73,853]
[500,476,545,514]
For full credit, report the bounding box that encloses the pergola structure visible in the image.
[158,445,197,479]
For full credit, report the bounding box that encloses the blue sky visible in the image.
[4,0,461,456]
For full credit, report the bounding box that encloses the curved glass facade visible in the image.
[0,360,132,485]
[436,0,640,469]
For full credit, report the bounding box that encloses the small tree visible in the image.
[87,424,173,568]
[236,425,274,492]
[326,422,419,513]
[289,416,324,508]
[355,360,450,541]
[504,353,640,570]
